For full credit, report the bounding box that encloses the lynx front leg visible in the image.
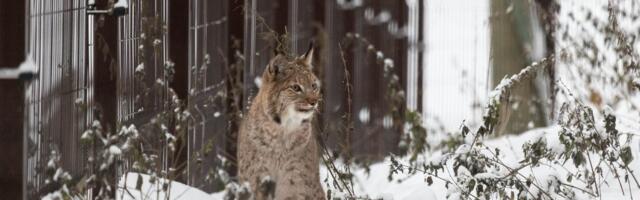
[239,161,273,200]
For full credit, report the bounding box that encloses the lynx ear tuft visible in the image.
[301,41,314,67]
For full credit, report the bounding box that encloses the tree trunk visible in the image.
[490,0,546,135]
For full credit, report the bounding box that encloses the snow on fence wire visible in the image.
[24,0,91,198]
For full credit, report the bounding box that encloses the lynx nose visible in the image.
[305,96,319,107]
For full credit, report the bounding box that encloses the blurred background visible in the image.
[1,0,639,199]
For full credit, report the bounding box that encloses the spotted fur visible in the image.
[237,46,325,200]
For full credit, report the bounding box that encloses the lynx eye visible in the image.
[291,84,302,93]
[311,83,318,91]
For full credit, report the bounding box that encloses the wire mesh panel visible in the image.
[321,0,411,159]
[117,0,169,125]
[24,0,90,197]
[322,0,350,150]
[116,0,171,188]
[186,0,229,192]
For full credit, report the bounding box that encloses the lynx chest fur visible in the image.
[238,46,325,200]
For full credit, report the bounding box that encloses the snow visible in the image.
[165,61,175,68]
[383,115,393,129]
[92,120,101,129]
[156,79,164,86]
[109,146,122,155]
[320,126,640,200]
[114,0,128,9]
[0,53,38,79]
[358,107,370,123]
[383,58,394,69]
[47,158,56,169]
[41,191,63,200]
[53,169,64,182]
[254,77,262,88]
[117,173,213,200]
[376,51,384,60]
[153,39,162,46]
[320,158,442,200]
[117,173,248,200]
[135,63,144,73]
[336,0,363,10]
[364,8,391,25]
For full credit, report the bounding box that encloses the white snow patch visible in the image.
[117,173,214,200]
[41,191,63,200]
[382,115,393,129]
[135,63,144,73]
[0,53,38,79]
[109,146,122,155]
[383,58,394,69]
[114,0,128,9]
[153,39,162,46]
[358,107,370,124]
[254,77,262,88]
[376,51,384,60]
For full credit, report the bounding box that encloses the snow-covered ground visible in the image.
[117,173,214,200]
[319,125,640,200]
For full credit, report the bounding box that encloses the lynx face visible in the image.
[262,47,321,131]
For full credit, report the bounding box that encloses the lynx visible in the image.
[237,45,325,200]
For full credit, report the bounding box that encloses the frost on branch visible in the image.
[484,57,555,136]
[41,150,75,200]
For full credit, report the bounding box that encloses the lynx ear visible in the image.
[300,42,314,67]
[266,54,284,79]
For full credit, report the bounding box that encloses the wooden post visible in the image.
[490,0,547,134]
[226,0,244,178]
[0,0,26,199]
[94,0,119,136]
